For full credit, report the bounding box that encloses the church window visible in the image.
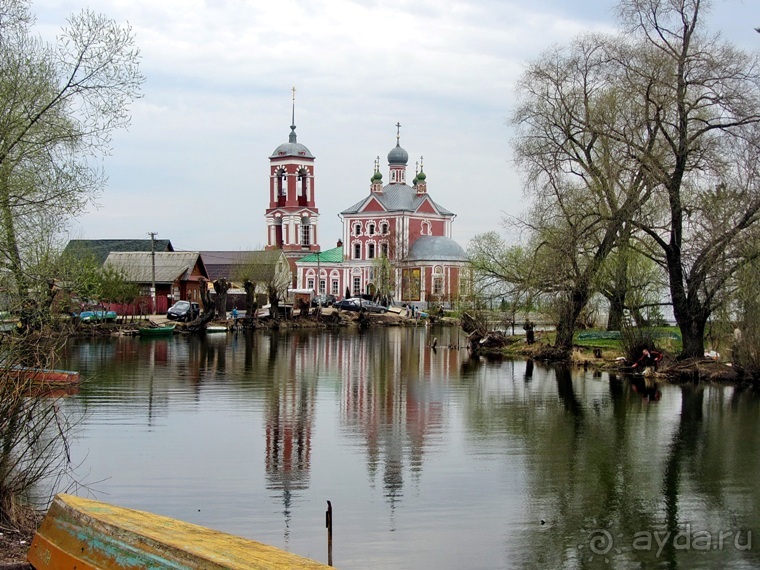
[381,223,388,235]
[381,242,389,258]
[297,168,309,206]
[421,221,431,235]
[368,223,375,236]
[331,280,339,295]
[307,278,314,290]
[433,277,443,295]
[368,243,376,259]
[353,242,361,259]
[301,218,310,246]
[353,277,361,295]
[354,223,361,236]
[319,279,326,294]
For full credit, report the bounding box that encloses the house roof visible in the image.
[103,252,205,284]
[298,246,344,264]
[200,250,286,283]
[341,183,453,216]
[64,239,174,266]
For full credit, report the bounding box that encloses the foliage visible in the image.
[0,0,144,309]
[502,0,760,359]
[731,259,760,374]
[98,264,138,310]
[0,0,143,531]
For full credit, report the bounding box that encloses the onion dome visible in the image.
[388,142,408,165]
[270,124,314,158]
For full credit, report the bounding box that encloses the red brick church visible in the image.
[265,109,470,308]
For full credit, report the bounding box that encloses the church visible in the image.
[264,110,470,309]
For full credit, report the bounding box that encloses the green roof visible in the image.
[63,239,174,265]
[299,246,343,263]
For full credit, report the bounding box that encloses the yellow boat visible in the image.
[27,494,331,569]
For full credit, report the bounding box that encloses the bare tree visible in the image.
[614,0,760,357]
[512,33,654,353]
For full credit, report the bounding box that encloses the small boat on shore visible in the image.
[27,493,331,569]
[138,323,176,337]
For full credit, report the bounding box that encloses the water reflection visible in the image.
[60,329,760,569]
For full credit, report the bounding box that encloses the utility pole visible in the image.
[149,231,157,314]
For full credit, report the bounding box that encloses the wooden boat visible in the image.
[10,366,80,385]
[138,323,176,337]
[27,493,331,570]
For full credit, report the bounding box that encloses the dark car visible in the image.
[334,298,387,313]
[334,298,361,312]
[311,294,337,307]
[167,301,200,321]
[360,300,388,313]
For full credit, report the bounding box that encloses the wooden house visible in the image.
[103,252,208,314]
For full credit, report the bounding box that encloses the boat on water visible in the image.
[27,493,330,570]
[138,323,176,337]
[9,366,80,385]
[206,324,229,333]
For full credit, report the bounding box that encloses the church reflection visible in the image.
[259,328,463,515]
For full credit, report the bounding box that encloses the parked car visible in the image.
[334,298,387,313]
[167,301,200,321]
[333,298,361,312]
[311,294,337,307]
[360,300,388,313]
[76,310,117,323]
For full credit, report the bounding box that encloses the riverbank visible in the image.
[489,333,745,385]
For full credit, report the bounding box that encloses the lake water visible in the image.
[56,326,760,569]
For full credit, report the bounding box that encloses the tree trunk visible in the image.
[554,288,588,354]
[606,292,625,331]
[213,278,230,318]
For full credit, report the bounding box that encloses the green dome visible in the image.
[417,170,426,181]
[373,171,383,181]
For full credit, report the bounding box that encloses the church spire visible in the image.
[289,86,297,143]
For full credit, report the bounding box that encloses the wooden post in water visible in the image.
[326,500,333,566]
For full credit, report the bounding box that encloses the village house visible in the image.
[102,251,207,314]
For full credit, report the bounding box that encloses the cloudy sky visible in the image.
[33,0,758,253]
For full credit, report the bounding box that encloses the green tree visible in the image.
[512,33,654,352]
[0,0,143,309]
[613,0,760,358]
[0,0,143,533]
[98,264,138,317]
[512,0,760,357]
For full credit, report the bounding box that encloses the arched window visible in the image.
[297,167,309,206]
[276,168,287,204]
[353,242,361,259]
[354,223,362,237]
[368,223,375,236]
[381,222,388,235]
[368,243,376,259]
[301,217,310,247]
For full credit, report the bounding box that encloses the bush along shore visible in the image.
[460,314,750,385]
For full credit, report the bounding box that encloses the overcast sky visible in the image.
[33,0,758,253]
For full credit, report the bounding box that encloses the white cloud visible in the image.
[31,0,757,250]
